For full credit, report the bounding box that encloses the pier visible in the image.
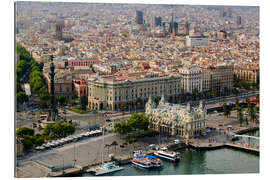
[188,141,259,154]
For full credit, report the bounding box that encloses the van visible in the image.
[174,139,180,144]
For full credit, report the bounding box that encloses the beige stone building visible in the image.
[179,66,202,94]
[179,64,233,95]
[234,66,259,83]
[88,72,182,111]
[200,64,234,94]
[201,68,212,92]
[43,69,73,98]
[146,96,207,137]
[210,64,234,94]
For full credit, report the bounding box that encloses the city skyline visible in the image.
[14,1,260,178]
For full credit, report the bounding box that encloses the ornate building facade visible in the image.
[88,73,182,111]
[145,96,207,137]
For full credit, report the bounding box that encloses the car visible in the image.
[106,119,112,122]
[32,123,37,128]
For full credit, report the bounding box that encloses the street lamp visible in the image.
[62,155,64,174]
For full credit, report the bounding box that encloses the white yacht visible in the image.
[86,162,124,175]
[154,147,180,162]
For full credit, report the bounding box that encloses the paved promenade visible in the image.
[16,110,259,177]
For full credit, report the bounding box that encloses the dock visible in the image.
[234,126,259,135]
[188,141,259,154]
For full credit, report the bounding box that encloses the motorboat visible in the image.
[154,147,180,162]
[144,154,163,168]
[132,156,153,169]
[86,162,124,175]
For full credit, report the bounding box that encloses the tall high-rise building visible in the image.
[169,13,178,35]
[55,23,63,40]
[136,10,143,24]
[173,22,178,36]
[220,8,227,18]
[184,21,190,35]
[236,16,242,25]
[228,8,232,18]
[154,16,162,27]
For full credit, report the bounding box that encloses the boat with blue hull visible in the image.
[144,154,163,168]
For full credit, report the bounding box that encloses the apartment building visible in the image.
[179,66,202,94]
[234,66,259,83]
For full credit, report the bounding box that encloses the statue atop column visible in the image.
[49,55,57,121]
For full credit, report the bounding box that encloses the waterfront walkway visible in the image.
[189,140,259,153]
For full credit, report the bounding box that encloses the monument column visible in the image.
[49,55,57,121]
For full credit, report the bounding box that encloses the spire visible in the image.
[147,95,153,104]
[146,95,156,109]
[159,93,166,105]
[199,100,205,109]
[186,101,191,112]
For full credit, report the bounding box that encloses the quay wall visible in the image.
[234,126,259,135]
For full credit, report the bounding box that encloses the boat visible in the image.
[133,150,143,157]
[144,154,163,168]
[154,147,180,162]
[86,127,124,175]
[86,162,124,175]
[132,156,153,169]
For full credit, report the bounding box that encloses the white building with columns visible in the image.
[179,66,202,94]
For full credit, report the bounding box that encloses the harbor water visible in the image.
[83,129,259,176]
[83,147,259,176]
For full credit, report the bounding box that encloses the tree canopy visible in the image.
[80,95,88,110]
[57,95,66,106]
[114,113,149,135]
[16,127,34,137]
[16,91,29,104]
[42,122,75,138]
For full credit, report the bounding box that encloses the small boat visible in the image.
[86,127,124,175]
[86,162,124,176]
[144,154,163,168]
[132,156,153,169]
[154,147,180,162]
[133,150,143,157]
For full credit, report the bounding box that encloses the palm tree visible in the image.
[245,97,250,104]
[179,93,185,103]
[192,88,198,101]
[135,98,142,111]
[111,141,118,154]
[222,103,231,118]
[234,98,239,111]
[211,89,217,98]
[248,103,256,125]
[105,144,111,155]
[127,138,136,151]
[119,103,126,112]
[238,106,244,127]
